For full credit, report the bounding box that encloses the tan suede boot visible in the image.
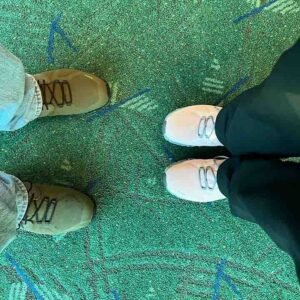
[19,183,95,235]
[34,69,109,117]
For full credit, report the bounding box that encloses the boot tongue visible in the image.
[23,182,42,201]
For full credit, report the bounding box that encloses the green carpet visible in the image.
[0,0,300,299]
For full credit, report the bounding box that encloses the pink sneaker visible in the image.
[163,105,223,147]
[165,158,226,202]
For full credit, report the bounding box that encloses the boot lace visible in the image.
[38,79,73,110]
[20,183,57,227]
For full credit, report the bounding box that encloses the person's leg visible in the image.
[215,40,300,156]
[0,172,28,252]
[0,45,43,131]
[217,157,300,281]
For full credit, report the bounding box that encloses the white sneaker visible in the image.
[165,158,226,202]
[163,105,223,147]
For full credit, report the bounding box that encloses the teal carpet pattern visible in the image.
[0,0,300,299]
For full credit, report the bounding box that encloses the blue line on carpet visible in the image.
[86,88,152,122]
[5,253,44,300]
[212,258,242,300]
[212,258,226,300]
[112,289,121,300]
[233,0,278,23]
[217,76,250,102]
[223,273,243,299]
[48,14,78,63]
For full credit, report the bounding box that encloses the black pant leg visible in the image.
[215,40,300,156]
[217,157,300,281]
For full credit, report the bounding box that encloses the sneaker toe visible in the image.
[165,160,203,202]
[163,107,200,146]
[55,191,95,233]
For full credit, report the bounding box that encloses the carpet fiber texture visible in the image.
[0,0,300,299]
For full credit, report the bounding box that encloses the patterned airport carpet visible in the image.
[0,0,299,299]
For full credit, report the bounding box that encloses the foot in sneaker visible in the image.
[19,183,95,235]
[165,158,226,202]
[34,69,110,117]
[163,105,223,147]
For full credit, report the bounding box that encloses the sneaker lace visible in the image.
[198,157,227,190]
[198,116,215,139]
[199,166,217,190]
[19,183,57,227]
[38,79,73,110]
[198,107,221,139]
